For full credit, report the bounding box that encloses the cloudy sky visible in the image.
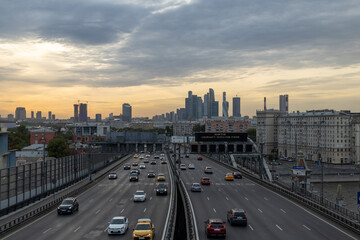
[1,0,360,118]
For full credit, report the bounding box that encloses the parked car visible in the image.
[57,197,79,215]
[107,216,129,235]
[204,219,226,238]
[227,209,247,226]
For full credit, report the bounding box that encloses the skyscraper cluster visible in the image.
[73,102,88,122]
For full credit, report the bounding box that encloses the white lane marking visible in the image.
[104,227,108,232]
[43,228,52,234]
[258,208,263,213]
[213,208,217,213]
[303,225,311,231]
[244,197,249,201]
[280,209,286,213]
[249,225,254,231]
[225,197,229,201]
[74,226,81,232]
[144,208,147,213]
[150,197,152,200]
[207,197,210,201]
[120,209,125,213]
[95,209,101,215]
[264,197,268,201]
[276,224,283,231]
[109,198,113,202]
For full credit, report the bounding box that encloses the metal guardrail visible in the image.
[204,154,360,235]
[0,153,130,237]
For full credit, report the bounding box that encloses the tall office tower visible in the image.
[185,91,202,120]
[15,107,26,120]
[197,96,203,118]
[79,103,88,122]
[222,92,229,117]
[212,101,219,117]
[74,104,79,122]
[122,103,132,122]
[48,111,52,120]
[279,94,289,113]
[95,114,102,122]
[233,97,241,117]
[208,88,215,117]
[36,111,42,119]
[52,114,55,120]
[203,93,208,117]
[31,111,34,119]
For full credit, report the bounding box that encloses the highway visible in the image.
[178,154,358,240]
[4,154,173,240]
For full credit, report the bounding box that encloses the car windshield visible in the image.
[193,184,200,187]
[111,218,124,224]
[158,174,164,177]
[135,224,151,230]
[210,223,224,228]
[202,178,209,180]
[62,200,73,205]
[234,212,245,217]
[135,191,144,195]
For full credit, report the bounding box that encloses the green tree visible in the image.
[165,126,173,136]
[46,135,70,158]
[247,128,256,141]
[8,125,30,150]
[193,124,205,133]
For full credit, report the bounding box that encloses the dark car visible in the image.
[191,183,202,192]
[57,197,79,215]
[233,172,242,179]
[147,170,156,178]
[132,162,138,167]
[130,168,140,175]
[151,160,156,165]
[129,173,139,182]
[197,156,203,160]
[123,164,131,170]
[205,219,226,238]
[156,183,168,195]
[185,154,189,158]
[227,209,247,226]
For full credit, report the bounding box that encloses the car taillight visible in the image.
[232,213,235,217]
[244,213,247,217]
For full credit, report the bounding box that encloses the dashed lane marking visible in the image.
[249,225,254,231]
[280,209,286,213]
[303,225,311,231]
[74,226,81,232]
[276,224,283,231]
[43,228,52,234]
[258,208,263,213]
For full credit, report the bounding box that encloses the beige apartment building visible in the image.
[257,109,360,164]
[205,117,251,133]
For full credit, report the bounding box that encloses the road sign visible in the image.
[292,169,306,176]
[358,192,360,205]
[292,166,306,170]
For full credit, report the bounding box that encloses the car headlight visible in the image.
[146,233,152,237]
[69,207,72,209]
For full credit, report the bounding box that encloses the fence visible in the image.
[0,152,119,216]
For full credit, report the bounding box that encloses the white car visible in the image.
[139,164,146,169]
[108,173,117,179]
[188,164,195,169]
[180,164,186,170]
[139,156,144,160]
[134,190,146,202]
[107,216,129,235]
[146,154,151,158]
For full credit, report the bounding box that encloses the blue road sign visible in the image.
[358,192,360,205]
[292,166,306,170]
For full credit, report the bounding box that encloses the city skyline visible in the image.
[1,1,360,118]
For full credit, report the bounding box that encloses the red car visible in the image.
[201,177,210,185]
[132,162,138,166]
[205,219,226,238]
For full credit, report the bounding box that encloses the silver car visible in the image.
[139,164,146,169]
[107,216,129,235]
[133,190,146,202]
[188,164,195,169]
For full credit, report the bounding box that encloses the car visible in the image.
[191,183,202,192]
[139,164,146,169]
[227,209,247,226]
[132,162,138,167]
[154,155,160,159]
[144,159,149,163]
[205,219,226,238]
[132,218,155,240]
[139,156,144,160]
[147,170,156,178]
[123,164,131,170]
[129,173,139,182]
[180,164,187,170]
[201,177,210,185]
[225,173,234,181]
[133,154,139,158]
[130,168,140,175]
[133,190,146,202]
[57,197,79,215]
[185,154,189,158]
[204,167,213,174]
[233,172,242,179]
[108,172,117,179]
[160,153,165,157]
[156,183,168,195]
[107,216,129,235]
[151,160,156,165]
[161,160,167,164]
[197,156,203,160]
[157,173,166,181]
[146,154,151,158]
[188,163,195,169]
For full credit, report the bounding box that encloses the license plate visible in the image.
[237,217,243,219]
[139,238,145,240]
[214,229,220,231]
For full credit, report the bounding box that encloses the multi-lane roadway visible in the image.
[179,154,358,240]
[4,154,173,240]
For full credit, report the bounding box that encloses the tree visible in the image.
[8,125,30,150]
[46,135,70,158]
[193,124,205,133]
[247,128,256,142]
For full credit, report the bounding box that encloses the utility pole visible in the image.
[320,157,324,205]
[259,143,264,181]
[88,144,92,182]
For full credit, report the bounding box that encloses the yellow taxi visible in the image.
[157,173,166,182]
[132,218,155,240]
[133,154,139,158]
[225,173,234,181]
